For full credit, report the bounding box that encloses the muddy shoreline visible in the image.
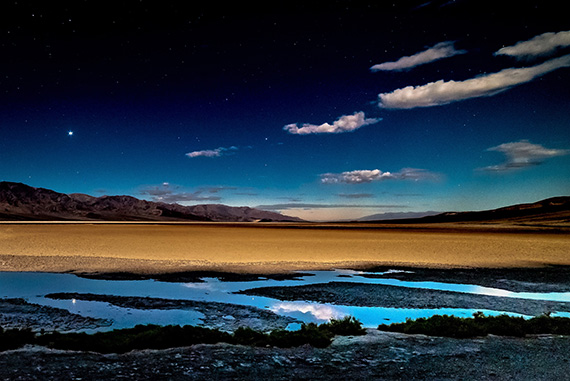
[0,298,111,332]
[45,292,297,332]
[73,270,315,283]
[67,265,570,293]
[359,265,570,293]
[238,281,570,317]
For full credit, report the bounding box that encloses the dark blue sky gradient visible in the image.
[1,1,569,220]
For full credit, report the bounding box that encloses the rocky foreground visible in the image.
[2,331,570,380]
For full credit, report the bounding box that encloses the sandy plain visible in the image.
[1,222,569,274]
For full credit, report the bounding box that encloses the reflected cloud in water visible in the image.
[271,302,344,322]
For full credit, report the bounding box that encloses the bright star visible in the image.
[68,131,74,136]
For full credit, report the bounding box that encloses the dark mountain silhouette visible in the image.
[367,197,570,225]
[358,211,440,222]
[0,182,303,222]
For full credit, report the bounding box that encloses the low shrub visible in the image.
[233,326,269,347]
[320,316,367,336]
[0,326,36,351]
[297,323,333,348]
[378,313,570,338]
[233,323,333,348]
[37,324,233,353]
[30,316,365,353]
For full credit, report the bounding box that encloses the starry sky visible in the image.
[1,1,569,221]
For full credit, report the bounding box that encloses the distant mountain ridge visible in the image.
[368,197,570,225]
[0,182,303,222]
[358,211,440,222]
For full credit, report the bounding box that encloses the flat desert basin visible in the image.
[1,222,569,274]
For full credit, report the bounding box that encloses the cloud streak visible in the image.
[370,41,466,71]
[284,112,379,135]
[480,140,569,172]
[378,54,570,109]
[337,193,375,199]
[320,168,440,184]
[495,30,570,59]
[186,146,238,158]
[256,203,404,211]
[139,183,222,203]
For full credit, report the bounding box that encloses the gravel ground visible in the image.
[1,331,570,380]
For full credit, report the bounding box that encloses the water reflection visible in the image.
[43,297,204,331]
[271,302,342,321]
[1,270,569,331]
[271,301,530,327]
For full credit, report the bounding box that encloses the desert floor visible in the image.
[1,222,569,274]
[2,222,570,380]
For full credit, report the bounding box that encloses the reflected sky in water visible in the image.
[1,269,569,331]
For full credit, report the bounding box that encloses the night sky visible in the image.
[1,1,569,220]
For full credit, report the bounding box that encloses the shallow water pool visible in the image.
[1,269,569,330]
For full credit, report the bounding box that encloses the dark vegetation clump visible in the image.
[0,316,365,353]
[0,326,36,351]
[233,324,332,348]
[320,315,367,336]
[378,312,570,338]
[36,324,233,353]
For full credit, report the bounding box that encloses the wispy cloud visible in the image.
[495,30,570,59]
[256,203,403,211]
[139,183,222,203]
[234,192,259,196]
[320,168,440,184]
[337,193,375,199]
[198,186,238,193]
[480,140,569,172]
[370,41,466,72]
[283,112,379,135]
[186,146,238,158]
[378,54,570,109]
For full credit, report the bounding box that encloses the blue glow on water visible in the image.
[1,270,569,331]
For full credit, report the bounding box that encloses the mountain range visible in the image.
[0,182,303,222]
[358,211,440,221]
[1,181,568,225]
[366,196,570,225]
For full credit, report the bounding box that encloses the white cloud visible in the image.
[186,146,238,158]
[378,54,570,109]
[283,112,379,135]
[321,169,391,184]
[320,168,439,184]
[271,302,342,321]
[495,30,570,59]
[370,41,466,72]
[480,140,569,172]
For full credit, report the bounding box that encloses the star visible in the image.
[68,131,74,136]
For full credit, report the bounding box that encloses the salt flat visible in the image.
[1,222,569,274]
